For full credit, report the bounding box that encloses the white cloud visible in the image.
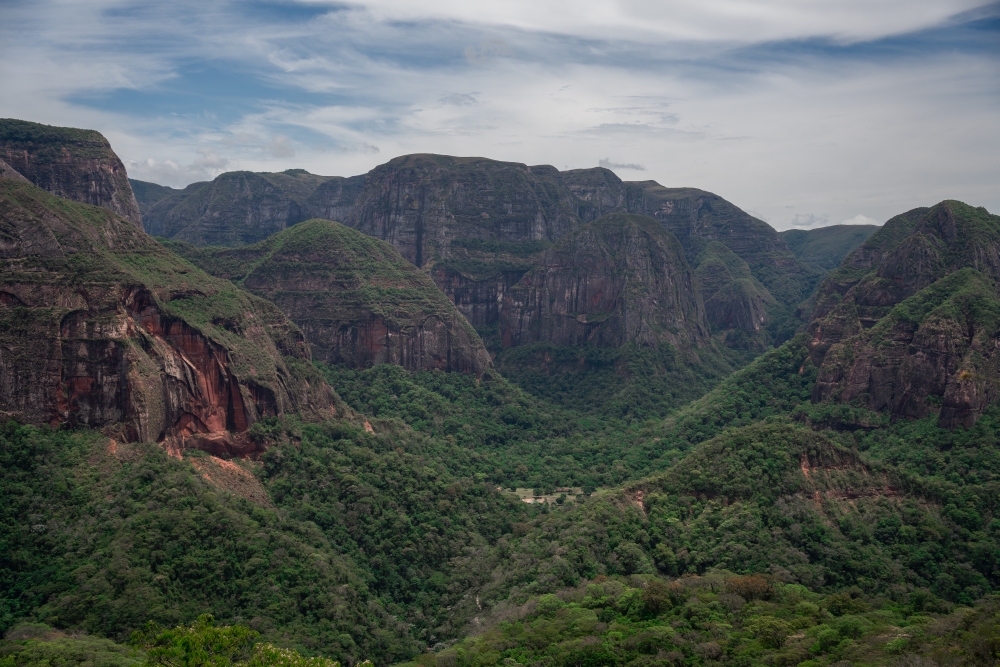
[599,158,645,171]
[339,0,989,43]
[1,0,996,228]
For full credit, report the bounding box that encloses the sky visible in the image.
[1,1,998,230]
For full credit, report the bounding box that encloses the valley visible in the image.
[1,118,998,667]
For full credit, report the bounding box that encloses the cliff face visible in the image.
[167,219,492,375]
[342,155,623,268]
[693,241,776,343]
[807,201,1000,427]
[132,155,814,346]
[0,119,143,229]
[501,214,709,350]
[624,183,817,309]
[0,179,335,455]
[137,170,369,247]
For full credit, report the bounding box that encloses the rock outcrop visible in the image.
[623,182,817,309]
[693,241,776,340]
[166,219,492,375]
[136,170,369,247]
[807,201,1000,427]
[501,214,709,350]
[0,179,336,455]
[0,119,143,229]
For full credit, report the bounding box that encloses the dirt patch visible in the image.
[190,455,273,506]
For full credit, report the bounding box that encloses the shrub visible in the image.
[726,575,774,601]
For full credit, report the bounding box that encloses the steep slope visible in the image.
[135,157,808,346]
[136,170,368,247]
[808,201,1000,427]
[0,119,143,229]
[166,219,492,374]
[140,171,313,246]
[0,179,335,455]
[344,154,624,268]
[501,213,709,350]
[625,182,817,310]
[780,223,880,272]
[693,241,776,347]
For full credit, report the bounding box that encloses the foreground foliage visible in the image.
[398,576,1000,667]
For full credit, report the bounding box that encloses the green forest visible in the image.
[2,118,999,667]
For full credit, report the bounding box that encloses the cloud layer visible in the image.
[1,0,997,228]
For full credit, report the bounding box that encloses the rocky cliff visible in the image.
[344,155,626,267]
[166,219,492,375]
[132,155,815,346]
[623,182,817,313]
[501,214,709,350]
[0,179,336,455]
[807,201,1000,427]
[0,119,143,229]
[136,169,367,247]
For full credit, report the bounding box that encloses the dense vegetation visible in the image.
[780,225,880,272]
[400,577,1000,667]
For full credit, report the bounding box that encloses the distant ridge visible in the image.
[133,155,817,348]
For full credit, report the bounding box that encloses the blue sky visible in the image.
[1,0,998,229]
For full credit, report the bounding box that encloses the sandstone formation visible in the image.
[166,219,492,375]
[623,183,816,308]
[0,119,143,229]
[0,179,336,455]
[693,241,776,339]
[501,214,709,350]
[807,201,1000,428]
[131,154,817,348]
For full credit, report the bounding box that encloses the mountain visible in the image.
[808,201,1000,428]
[165,219,492,375]
[624,183,817,308]
[137,170,365,246]
[0,119,143,229]
[780,223,880,271]
[501,213,709,350]
[0,176,336,455]
[131,156,816,348]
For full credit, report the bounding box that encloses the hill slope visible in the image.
[808,201,1000,427]
[781,223,880,272]
[166,219,492,375]
[0,178,335,455]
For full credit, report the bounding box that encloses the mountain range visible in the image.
[2,118,998,667]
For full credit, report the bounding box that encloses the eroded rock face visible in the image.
[141,171,308,246]
[343,155,623,267]
[624,183,816,308]
[0,119,143,229]
[501,214,709,350]
[807,201,1000,428]
[131,154,815,346]
[136,171,368,247]
[0,179,335,455]
[166,219,492,375]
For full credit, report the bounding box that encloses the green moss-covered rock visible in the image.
[165,219,492,374]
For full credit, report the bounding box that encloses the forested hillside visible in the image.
[2,120,999,667]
